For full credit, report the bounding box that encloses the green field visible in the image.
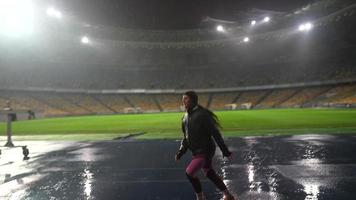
[1,108,356,140]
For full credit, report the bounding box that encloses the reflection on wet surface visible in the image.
[1,135,356,199]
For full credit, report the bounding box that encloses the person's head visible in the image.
[182,91,198,110]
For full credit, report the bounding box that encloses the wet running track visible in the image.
[1,134,356,200]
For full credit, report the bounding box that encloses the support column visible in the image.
[4,113,14,147]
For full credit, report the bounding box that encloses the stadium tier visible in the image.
[0,0,355,117]
[209,93,237,110]
[279,86,332,108]
[255,89,297,108]
[156,94,182,112]
[0,83,355,118]
[0,1,356,90]
[94,94,132,113]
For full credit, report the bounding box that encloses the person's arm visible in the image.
[175,121,188,160]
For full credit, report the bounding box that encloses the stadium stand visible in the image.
[336,95,356,104]
[255,89,298,108]
[125,94,160,112]
[0,83,356,118]
[196,93,210,108]
[94,94,132,113]
[305,84,356,106]
[209,93,238,110]
[61,94,115,114]
[32,93,91,115]
[279,86,332,108]
[329,85,356,104]
[0,0,355,117]
[0,95,28,111]
[234,91,268,108]
[0,92,67,116]
[156,94,181,112]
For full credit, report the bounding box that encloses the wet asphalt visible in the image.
[1,134,356,200]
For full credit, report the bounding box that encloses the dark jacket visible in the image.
[177,105,231,158]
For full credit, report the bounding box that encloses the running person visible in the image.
[175,91,235,200]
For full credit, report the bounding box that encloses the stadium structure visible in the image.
[0,0,355,119]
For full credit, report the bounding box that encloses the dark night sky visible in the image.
[53,0,314,30]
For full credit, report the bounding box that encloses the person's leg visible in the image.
[203,158,235,200]
[186,155,206,199]
[202,158,227,191]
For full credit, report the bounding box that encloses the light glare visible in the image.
[298,24,305,31]
[305,22,313,30]
[46,7,62,19]
[81,36,89,44]
[216,25,225,32]
[46,7,55,15]
[298,22,313,32]
[251,20,256,26]
[243,37,249,42]
[0,0,35,37]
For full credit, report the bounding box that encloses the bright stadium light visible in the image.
[251,20,256,26]
[46,7,55,16]
[243,37,249,43]
[263,17,270,23]
[299,22,313,32]
[216,25,225,32]
[81,36,90,44]
[0,0,35,37]
[305,22,313,30]
[46,7,62,19]
[298,24,306,31]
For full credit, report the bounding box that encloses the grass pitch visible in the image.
[1,108,356,140]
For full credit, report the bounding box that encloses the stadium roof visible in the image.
[51,0,313,30]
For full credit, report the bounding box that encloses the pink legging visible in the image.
[185,154,227,193]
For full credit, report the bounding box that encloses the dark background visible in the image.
[48,0,313,30]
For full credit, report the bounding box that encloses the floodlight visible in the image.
[298,22,313,32]
[298,24,305,31]
[46,7,55,16]
[81,36,89,44]
[305,22,313,31]
[243,37,249,42]
[47,7,62,19]
[216,25,225,32]
[0,0,34,37]
[263,17,270,22]
[251,20,256,26]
